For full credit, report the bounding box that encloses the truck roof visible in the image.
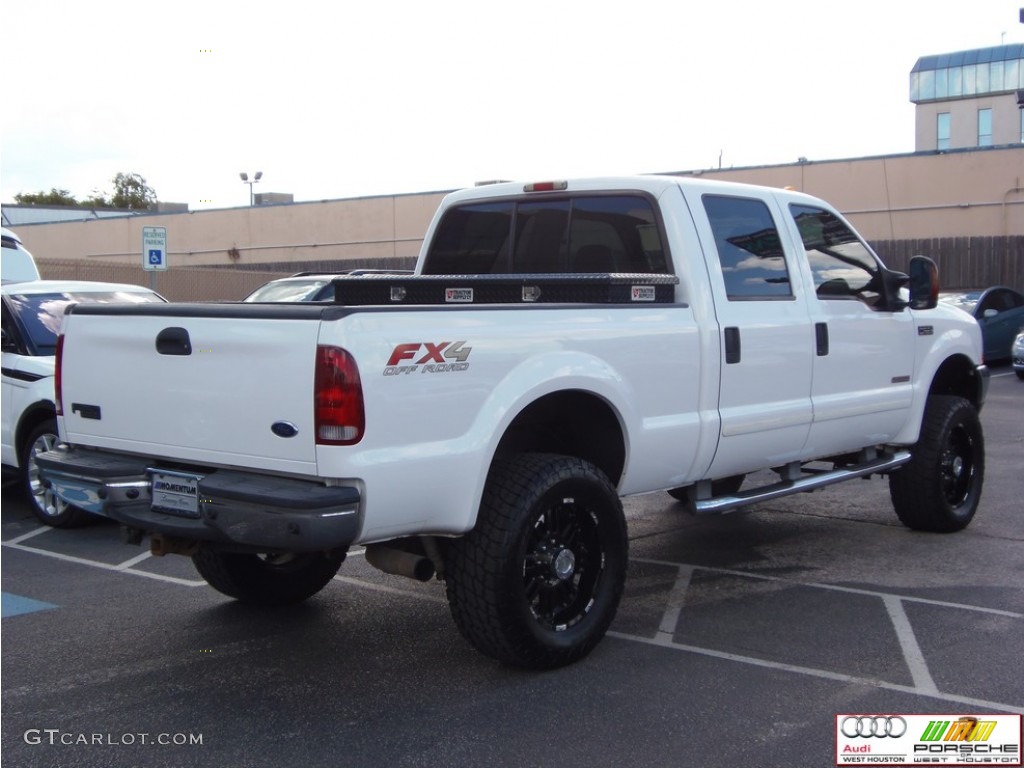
[442,175,820,206]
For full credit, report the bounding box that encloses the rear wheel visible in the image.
[889,396,984,532]
[446,453,628,669]
[20,419,91,528]
[192,549,346,606]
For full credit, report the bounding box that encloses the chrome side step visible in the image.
[692,450,912,514]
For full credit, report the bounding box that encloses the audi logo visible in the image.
[841,716,908,738]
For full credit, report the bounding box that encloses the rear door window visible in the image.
[702,195,792,299]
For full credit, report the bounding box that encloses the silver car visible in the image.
[1012,331,1024,380]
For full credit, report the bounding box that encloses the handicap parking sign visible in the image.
[142,227,167,271]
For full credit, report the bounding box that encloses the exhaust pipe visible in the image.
[364,544,435,582]
[150,533,200,557]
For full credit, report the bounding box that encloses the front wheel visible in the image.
[446,453,628,669]
[192,549,346,606]
[889,395,984,532]
[21,419,91,528]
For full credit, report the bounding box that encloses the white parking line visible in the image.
[4,525,52,546]
[607,631,1024,714]
[1,540,206,587]
[634,557,1024,619]
[4,537,1021,713]
[654,564,693,644]
[333,575,446,603]
[115,551,154,570]
[883,594,939,695]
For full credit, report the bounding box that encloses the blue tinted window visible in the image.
[703,195,791,300]
[937,113,951,150]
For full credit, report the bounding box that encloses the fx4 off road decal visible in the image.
[384,341,472,376]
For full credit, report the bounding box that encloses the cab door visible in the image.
[782,203,915,457]
[681,187,815,479]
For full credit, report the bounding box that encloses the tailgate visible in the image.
[58,304,327,475]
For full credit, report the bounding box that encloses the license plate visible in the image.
[150,470,202,518]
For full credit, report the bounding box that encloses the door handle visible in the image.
[155,327,192,356]
[815,322,829,356]
[724,327,741,364]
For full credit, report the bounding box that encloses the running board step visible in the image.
[693,450,912,514]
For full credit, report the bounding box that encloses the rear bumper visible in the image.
[35,447,361,553]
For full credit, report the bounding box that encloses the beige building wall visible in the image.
[914,93,1022,150]
[682,146,1024,241]
[12,147,1024,273]
[17,191,447,270]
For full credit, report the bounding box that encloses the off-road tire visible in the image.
[21,419,91,528]
[889,395,984,532]
[446,453,628,669]
[192,549,346,606]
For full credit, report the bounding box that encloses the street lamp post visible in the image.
[239,171,263,206]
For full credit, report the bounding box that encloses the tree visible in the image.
[110,172,157,210]
[13,173,158,210]
[13,188,79,206]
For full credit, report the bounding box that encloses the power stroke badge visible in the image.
[383,341,473,376]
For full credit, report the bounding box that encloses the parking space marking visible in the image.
[4,525,52,546]
[0,540,206,587]
[883,594,939,695]
[115,551,154,570]
[3,535,1021,713]
[2,592,58,618]
[333,575,447,604]
[635,557,1024,619]
[655,564,693,644]
[625,557,1023,714]
[607,631,1024,714]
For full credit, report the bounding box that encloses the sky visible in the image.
[2,0,1022,211]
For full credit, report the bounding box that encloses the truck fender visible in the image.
[460,350,633,533]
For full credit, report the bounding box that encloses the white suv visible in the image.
[1,227,41,283]
[2,280,164,525]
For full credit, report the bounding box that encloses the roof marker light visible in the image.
[523,181,568,193]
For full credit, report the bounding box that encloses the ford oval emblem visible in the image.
[271,421,299,438]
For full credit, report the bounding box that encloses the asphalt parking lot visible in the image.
[2,369,1022,768]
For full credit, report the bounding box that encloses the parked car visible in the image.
[2,280,165,526]
[1,227,41,283]
[939,286,1024,363]
[1013,331,1024,380]
[243,270,413,302]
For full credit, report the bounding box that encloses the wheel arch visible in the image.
[14,400,57,468]
[493,389,626,487]
[928,353,986,409]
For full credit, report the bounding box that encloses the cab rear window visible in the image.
[422,195,669,275]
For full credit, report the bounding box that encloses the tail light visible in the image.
[54,333,65,416]
[314,345,365,445]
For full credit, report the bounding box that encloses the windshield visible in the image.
[244,279,331,302]
[7,290,163,353]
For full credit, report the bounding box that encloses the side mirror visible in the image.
[908,255,939,310]
[983,308,998,319]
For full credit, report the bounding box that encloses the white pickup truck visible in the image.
[38,176,989,669]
